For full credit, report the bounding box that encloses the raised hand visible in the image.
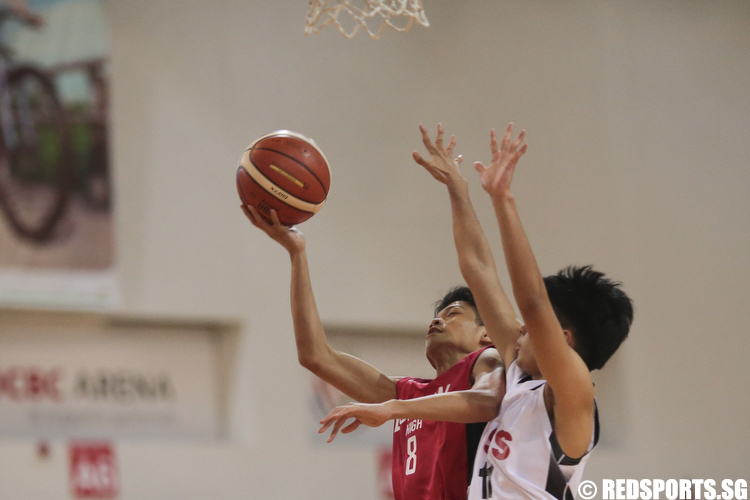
[241,204,305,254]
[412,123,465,185]
[318,401,392,443]
[474,123,528,198]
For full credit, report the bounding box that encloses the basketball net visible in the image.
[305,0,429,39]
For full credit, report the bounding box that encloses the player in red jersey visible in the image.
[242,125,521,499]
[244,202,505,498]
[391,305,497,500]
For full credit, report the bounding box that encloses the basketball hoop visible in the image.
[305,0,429,39]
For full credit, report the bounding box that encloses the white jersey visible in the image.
[468,361,599,500]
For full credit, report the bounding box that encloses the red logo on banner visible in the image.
[0,367,62,401]
[69,442,119,499]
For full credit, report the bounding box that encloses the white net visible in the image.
[305,0,429,39]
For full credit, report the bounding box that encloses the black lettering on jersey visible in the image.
[466,422,487,484]
[479,462,493,499]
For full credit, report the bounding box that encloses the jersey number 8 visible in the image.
[405,436,417,475]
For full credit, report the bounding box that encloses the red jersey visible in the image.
[392,347,491,500]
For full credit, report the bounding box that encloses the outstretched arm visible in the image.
[474,124,595,458]
[318,365,505,442]
[413,124,521,368]
[243,206,397,404]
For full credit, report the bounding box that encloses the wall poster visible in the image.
[0,0,115,308]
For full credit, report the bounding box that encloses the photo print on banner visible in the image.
[0,0,115,308]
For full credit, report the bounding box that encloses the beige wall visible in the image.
[1,1,748,498]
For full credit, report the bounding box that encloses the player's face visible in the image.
[426,301,485,352]
[515,328,541,376]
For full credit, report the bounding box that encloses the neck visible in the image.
[428,347,472,377]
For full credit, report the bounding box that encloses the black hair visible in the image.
[433,286,483,326]
[543,265,633,371]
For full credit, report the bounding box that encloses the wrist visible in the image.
[490,190,514,204]
[383,399,401,420]
[288,244,306,261]
[446,176,469,196]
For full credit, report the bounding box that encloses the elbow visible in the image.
[482,401,501,422]
[297,353,314,371]
[475,389,502,422]
[297,342,335,375]
[297,350,324,373]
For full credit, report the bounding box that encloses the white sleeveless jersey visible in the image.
[468,361,599,500]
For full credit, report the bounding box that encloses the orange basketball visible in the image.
[236,130,331,226]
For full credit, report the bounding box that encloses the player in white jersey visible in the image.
[466,124,630,500]
[319,123,632,500]
[470,355,599,500]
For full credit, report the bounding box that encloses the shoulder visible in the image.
[473,347,502,372]
[470,347,502,382]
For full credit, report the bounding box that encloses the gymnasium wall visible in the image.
[1,1,748,498]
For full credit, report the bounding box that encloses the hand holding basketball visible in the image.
[241,204,305,254]
[237,130,331,226]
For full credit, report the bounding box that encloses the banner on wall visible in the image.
[0,322,223,440]
[0,0,116,308]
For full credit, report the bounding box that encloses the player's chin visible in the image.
[424,336,444,356]
[424,338,434,352]
[516,354,538,376]
[424,334,445,348]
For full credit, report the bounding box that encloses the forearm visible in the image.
[490,193,547,309]
[447,181,520,360]
[289,248,330,367]
[289,250,397,403]
[386,389,500,424]
[491,192,572,381]
[491,192,595,419]
[447,181,496,272]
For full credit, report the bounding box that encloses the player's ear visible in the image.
[518,322,527,338]
[479,327,492,347]
[563,329,575,348]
